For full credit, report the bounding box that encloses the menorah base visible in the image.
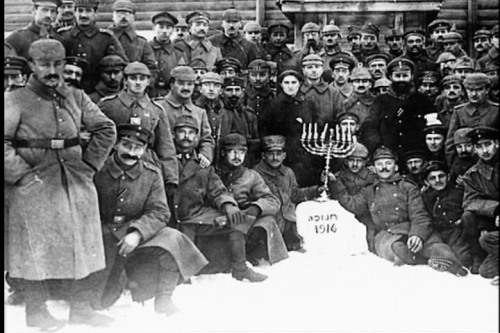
[315,189,330,202]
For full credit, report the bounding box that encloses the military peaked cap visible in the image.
[151,12,178,26]
[261,135,286,151]
[467,126,499,144]
[65,56,89,71]
[117,124,153,145]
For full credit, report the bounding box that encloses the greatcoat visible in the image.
[4,77,116,280]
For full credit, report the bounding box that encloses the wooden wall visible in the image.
[4,0,291,33]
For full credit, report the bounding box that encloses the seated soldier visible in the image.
[402,149,427,190]
[461,127,499,275]
[421,161,472,268]
[342,66,375,128]
[172,115,268,282]
[92,124,208,316]
[330,142,377,252]
[254,135,321,252]
[328,146,468,276]
[217,133,289,266]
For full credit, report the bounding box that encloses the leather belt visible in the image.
[12,137,81,149]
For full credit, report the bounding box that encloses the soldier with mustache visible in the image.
[449,127,478,186]
[209,8,258,70]
[444,73,499,166]
[5,0,65,68]
[89,55,127,103]
[327,146,468,276]
[473,28,492,61]
[402,28,438,84]
[425,19,451,62]
[97,62,178,198]
[434,74,466,128]
[53,0,75,30]
[421,160,472,269]
[244,59,275,120]
[62,56,88,89]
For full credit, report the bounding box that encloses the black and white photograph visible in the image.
[3,0,499,331]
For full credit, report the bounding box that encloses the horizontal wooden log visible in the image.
[281,1,442,12]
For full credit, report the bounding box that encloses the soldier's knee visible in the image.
[461,211,479,233]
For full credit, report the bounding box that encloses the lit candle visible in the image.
[313,123,318,140]
[301,123,306,140]
[308,123,313,140]
[320,123,328,141]
[336,124,340,142]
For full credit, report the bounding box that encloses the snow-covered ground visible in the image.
[5,201,499,333]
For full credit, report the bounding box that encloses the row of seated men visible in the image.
[3,0,499,330]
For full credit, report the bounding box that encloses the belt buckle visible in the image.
[113,216,125,224]
[51,139,65,149]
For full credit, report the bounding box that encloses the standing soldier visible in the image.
[434,74,466,128]
[416,70,440,104]
[265,22,299,72]
[5,0,65,65]
[444,73,499,165]
[320,24,353,83]
[149,11,187,98]
[60,0,129,94]
[473,28,492,61]
[294,22,323,63]
[402,28,438,82]
[385,27,404,60]
[300,54,344,127]
[243,21,268,59]
[4,39,116,329]
[425,19,451,62]
[476,25,499,74]
[209,7,258,70]
[449,127,478,185]
[362,58,435,165]
[54,0,75,30]
[329,51,356,102]
[97,61,179,191]
[442,32,468,58]
[91,124,207,315]
[436,52,457,77]
[366,53,390,81]
[108,0,158,89]
[157,65,215,168]
[88,55,127,103]
[178,11,222,70]
[343,66,375,128]
[244,59,275,119]
[357,23,386,65]
[171,17,189,43]
[346,25,362,60]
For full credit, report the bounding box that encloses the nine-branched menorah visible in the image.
[301,122,357,200]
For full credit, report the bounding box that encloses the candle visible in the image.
[301,123,306,140]
[313,123,318,140]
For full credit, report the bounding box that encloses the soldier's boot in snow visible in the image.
[391,241,427,265]
[230,232,268,282]
[24,280,65,330]
[7,290,25,305]
[232,267,268,282]
[428,257,468,277]
[70,280,114,327]
[69,301,114,326]
[154,253,181,316]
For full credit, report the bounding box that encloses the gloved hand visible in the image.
[224,204,244,227]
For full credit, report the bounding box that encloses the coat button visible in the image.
[120,198,124,202]
[121,176,126,180]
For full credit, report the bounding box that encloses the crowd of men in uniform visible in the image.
[4,0,499,329]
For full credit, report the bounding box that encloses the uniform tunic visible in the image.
[109,25,159,86]
[149,38,187,97]
[300,79,344,128]
[444,100,499,165]
[61,23,129,94]
[157,93,215,163]
[92,155,208,305]
[209,32,258,69]
[177,38,222,70]
[5,21,65,64]
[98,90,178,185]
[422,182,472,266]
[218,165,289,264]
[331,174,460,263]
[265,44,299,72]
[361,88,434,159]
[4,76,116,280]
[343,92,375,127]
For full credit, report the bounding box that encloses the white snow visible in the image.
[5,201,499,333]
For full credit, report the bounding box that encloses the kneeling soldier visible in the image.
[92,124,208,315]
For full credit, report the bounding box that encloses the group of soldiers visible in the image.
[4,0,499,330]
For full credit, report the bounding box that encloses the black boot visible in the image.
[391,241,428,265]
[230,232,267,283]
[24,280,65,330]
